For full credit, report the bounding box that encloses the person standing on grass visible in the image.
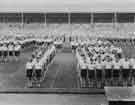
[95,59,103,88]
[104,57,113,86]
[88,61,95,88]
[121,57,130,86]
[112,59,121,86]
[26,59,33,88]
[3,44,8,63]
[34,58,42,87]
[14,43,21,61]
[129,57,135,86]
[0,43,2,63]
[8,43,14,62]
[80,60,87,88]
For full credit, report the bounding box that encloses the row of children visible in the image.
[0,40,21,63]
[73,39,135,88]
[25,44,56,88]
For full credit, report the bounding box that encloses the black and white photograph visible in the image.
[0,0,135,105]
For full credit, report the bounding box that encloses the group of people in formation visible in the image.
[25,43,56,88]
[0,40,21,63]
[71,38,135,88]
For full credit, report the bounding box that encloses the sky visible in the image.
[0,0,135,12]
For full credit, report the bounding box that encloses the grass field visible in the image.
[0,45,80,89]
[40,49,79,88]
[0,47,36,89]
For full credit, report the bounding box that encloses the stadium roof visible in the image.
[1,0,135,12]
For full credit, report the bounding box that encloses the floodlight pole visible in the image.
[4,15,6,24]
[91,12,94,29]
[68,12,70,24]
[44,13,46,27]
[91,12,93,24]
[134,15,135,24]
[68,12,71,43]
[132,14,135,44]
[21,12,24,28]
[3,15,4,24]
[114,12,117,28]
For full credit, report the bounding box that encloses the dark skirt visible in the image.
[132,69,135,77]
[35,69,42,78]
[9,51,13,56]
[117,53,122,58]
[113,69,120,78]
[3,51,7,57]
[0,51,2,56]
[96,69,102,80]
[88,70,95,79]
[15,51,20,56]
[122,69,130,79]
[81,69,87,78]
[105,69,112,79]
[26,69,33,79]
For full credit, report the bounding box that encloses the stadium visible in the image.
[1,0,135,105]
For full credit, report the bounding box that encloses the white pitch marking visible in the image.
[50,64,61,88]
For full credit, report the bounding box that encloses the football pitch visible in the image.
[0,40,134,93]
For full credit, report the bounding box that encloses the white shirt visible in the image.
[129,58,135,66]
[8,45,13,51]
[0,46,2,51]
[32,59,37,65]
[34,62,42,70]
[86,56,90,64]
[110,45,115,52]
[80,61,87,70]
[37,50,42,57]
[117,48,122,54]
[3,46,7,51]
[54,41,59,45]
[95,47,100,53]
[95,62,102,69]
[88,63,95,70]
[14,45,21,51]
[132,63,135,69]
[119,58,125,66]
[26,62,33,69]
[0,46,4,51]
[71,42,78,46]
[105,61,112,69]
[122,60,129,69]
[130,58,135,69]
[113,61,120,69]
[88,47,92,52]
